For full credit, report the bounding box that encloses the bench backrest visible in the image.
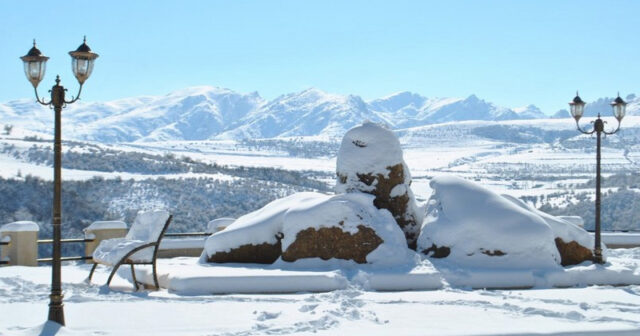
[125,210,171,242]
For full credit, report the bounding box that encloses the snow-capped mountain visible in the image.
[368,93,540,128]
[1,86,638,142]
[216,88,388,140]
[513,104,546,119]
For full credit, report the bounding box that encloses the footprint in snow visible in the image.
[299,304,319,313]
[256,311,281,321]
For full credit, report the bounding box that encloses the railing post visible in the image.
[0,221,39,266]
[83,221,127,263]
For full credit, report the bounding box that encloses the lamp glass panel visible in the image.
[25,61,44,81]
[570,103,584,119]
[71,57,95,83]
[85,59,95,78]
[23,61,46,85]
[613,103,626,120]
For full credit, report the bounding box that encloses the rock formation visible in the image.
[335,122,421,249]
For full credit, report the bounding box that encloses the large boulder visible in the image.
[417,175,562,269]
[202,192,411,266]
[280,193,410,265]
[282,226,382,264]
[336,122,421,249]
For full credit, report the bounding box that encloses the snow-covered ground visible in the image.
[2,250,640,335]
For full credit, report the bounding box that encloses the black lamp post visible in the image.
[20,37,98,326]
[568,92,626,264]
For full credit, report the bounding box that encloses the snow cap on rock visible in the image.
[336,122,408,192]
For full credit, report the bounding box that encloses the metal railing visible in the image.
[37,256,93,263]
[0,232,213,266]
[36,237,94,264]
[164,232,209,238]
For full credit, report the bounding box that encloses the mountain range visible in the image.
[1,86,638,143]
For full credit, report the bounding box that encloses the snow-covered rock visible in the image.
[418,175,562,269]
[203,193,310,264]
[502,194,597,265]
[336,122,421,248]
[280,193,410,266]
[203,192,411,266]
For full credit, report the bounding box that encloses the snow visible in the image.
[159,238,205,250]
[2,251,640,335]
[0,221,39,233]
[124,210,170,242]
[92,238,153,265]
[137,257,442,294]
[502,194,595,250]
[139,257,349,294]
[84,221,127,231]
[559,216,584,228]
[600,232,640,246]
[418,175,562,269]
[206,217,235,233]
[132,247,640,294]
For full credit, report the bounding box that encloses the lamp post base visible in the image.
[593,248,604,264]
[48,293,65,325]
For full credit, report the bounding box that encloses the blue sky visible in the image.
[1,0,638,114]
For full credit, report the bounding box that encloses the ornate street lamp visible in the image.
[569,92,626,264]
[20,37,98,326]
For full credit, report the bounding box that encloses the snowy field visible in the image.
[2,249,640,336]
